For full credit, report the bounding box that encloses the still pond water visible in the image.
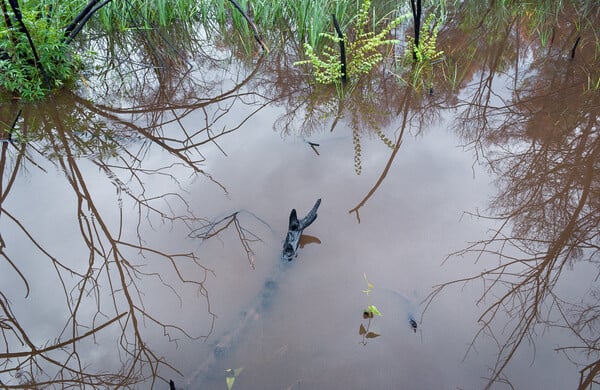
[1,5,599,390]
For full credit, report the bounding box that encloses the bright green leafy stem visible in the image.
[405,13,444,64]
[295,0,404,84]
[0,8,82,100]
[225,366,244,390]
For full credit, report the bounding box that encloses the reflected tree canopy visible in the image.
[0,0,599,388]
[426,2,600,388]
[0,30,272,387]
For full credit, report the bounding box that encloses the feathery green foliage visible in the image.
[393,12,444,91]
[294,0,404,84]
[405,13,443,64]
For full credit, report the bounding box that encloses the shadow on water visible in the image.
[0,0,599,388]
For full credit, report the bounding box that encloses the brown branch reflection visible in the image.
[258,47,448,221]
[0,45,271,387]
[424,5,600,388]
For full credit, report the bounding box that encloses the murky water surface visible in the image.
[1,4,599,389]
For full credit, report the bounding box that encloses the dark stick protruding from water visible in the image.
[409,0,422,60]
[282,199,322,261]
[332,15,347,83]
[227,0,269,53]
[571,36,581,59]
[64,0,113,43]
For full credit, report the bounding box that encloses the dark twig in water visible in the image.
[409,0,422,60]
[570,36,580,59]
[332,14,347,83]
[64,0,113,43]
[190,210,271,269]
[190,200,321,386]
[227,0,269,53]
[308,141,320,155]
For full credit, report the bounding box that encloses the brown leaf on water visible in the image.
[359,324,367,335]
[365,332,380,339]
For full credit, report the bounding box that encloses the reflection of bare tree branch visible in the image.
[348,90,412,222]
[191,211,269,270]
[0,44,271,387]
[425,7,600,387]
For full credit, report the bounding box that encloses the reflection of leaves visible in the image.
[424,4,600,387]
[0,48,270,388]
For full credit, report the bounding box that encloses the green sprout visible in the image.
[359,273,382,344]
[225,366,244,390]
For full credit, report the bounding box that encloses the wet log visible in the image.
[188,199,321,386]
[282,198,321,261]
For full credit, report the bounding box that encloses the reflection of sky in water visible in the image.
[177,102,573,388]
[0,96,580,388]
[3,31,597,387]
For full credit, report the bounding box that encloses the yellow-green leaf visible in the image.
[368,305,382,316]
[226,376,236,390]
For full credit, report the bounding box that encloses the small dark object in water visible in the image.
[409,318,418,333]
[571,36,581,59]
[169,379,176,390]
[282,199,321,261]
[308,141,320,155]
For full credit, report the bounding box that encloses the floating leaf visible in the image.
[368,305,382,316]
[226,376,236,390]
[366,332,380,339]
[225,367,244,390]
[359,323,367,335]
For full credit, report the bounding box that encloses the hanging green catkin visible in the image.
[374,127,395,149]
[352,128,362,175]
